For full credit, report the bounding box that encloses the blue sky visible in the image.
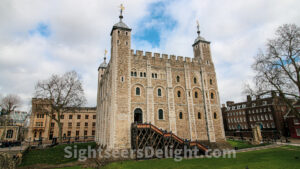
[133,1,177,48]
[1,0,300,110]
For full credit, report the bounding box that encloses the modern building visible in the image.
[27,98,96,143]
[96,8,226,150]
[222,92,289,138]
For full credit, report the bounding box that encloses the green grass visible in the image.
[102,146,300,169]
[20,142,96,166]
[227,140,270,149]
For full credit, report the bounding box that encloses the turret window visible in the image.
[176,76,180,82]
[177,91,181,97]
[195,92,198,98]
[198,112,201,119]
[210,79,213,85]
[158,88,162,97]
[125,31,128,36]
[136,87,140,96]
[158,109,164,120]
[194,77,197,84]
[211,93,214,99]
[179,112,183,119]
[214,112,217,119]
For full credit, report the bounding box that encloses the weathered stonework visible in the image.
[96,15,226,150]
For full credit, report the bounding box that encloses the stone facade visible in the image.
[27,98,96,143]
[96,13,226,150]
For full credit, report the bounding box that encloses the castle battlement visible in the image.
[131,49,200,63]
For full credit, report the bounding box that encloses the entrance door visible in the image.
[134,108,143,124]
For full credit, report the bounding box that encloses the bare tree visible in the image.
[0,94,21,140]
[250,24,300,117]
[0,94,21,115]
[35,71,86,143]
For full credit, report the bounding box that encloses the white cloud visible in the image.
[1,0,300,111]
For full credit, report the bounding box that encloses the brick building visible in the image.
[27,98,96,143]
[284,101,300,138]
[222,92,289,138]
[96,8,226,150]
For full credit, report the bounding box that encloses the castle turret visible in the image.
[193,22,211,62]
[109,4,132,149]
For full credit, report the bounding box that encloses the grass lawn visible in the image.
[102,146,300,169]
[20,142,96,166]
[227,140,270,149]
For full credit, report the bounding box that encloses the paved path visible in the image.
[236,144,282,153]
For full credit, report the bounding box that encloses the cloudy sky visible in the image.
[1,0,300,111]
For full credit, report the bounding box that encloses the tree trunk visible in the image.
[58,122,63,144]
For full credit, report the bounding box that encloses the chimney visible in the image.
[247,95,252,102]
[226,101,234,107]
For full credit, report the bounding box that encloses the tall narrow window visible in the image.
[194,77,197,84]
[195,92,198,98]
[144,72,146,77]
[140,72,143,77]
[214,112,217,119]
[210,79,213,85]
[176,76,180,82]
[211,93,214,99]
[158,109,163,120]
[136,87,140,96]
[179,112,183,119]
[131,72,134,76]
[6,130,13,138]
[158,88,162,96]
[134,72,137,77]
[198,112,201,119]
[177,91,181,97]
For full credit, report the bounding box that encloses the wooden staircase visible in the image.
[131,123,208,159]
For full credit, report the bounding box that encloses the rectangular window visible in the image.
[77,115,81,119]
[296,128,300,136]
[76,131,79,136]
[85,122,88,127]
[93,122,96,127]
[67,131,71,136]
[92,130,95,136]
[68,122,72,127]
[294,119,300,125]
[85,115,89,119]
[77,122,80,127]
[93,115,96,119]
[84,130,88,136]
[69,115,73,119]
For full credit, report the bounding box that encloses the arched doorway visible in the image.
[134,108,143,124]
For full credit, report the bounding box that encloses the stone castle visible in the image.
[95,9,226,150]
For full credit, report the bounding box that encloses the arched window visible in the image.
[140,72,143,77]
[176,76,180,82]
[6,130,13,138]
[195,92,198,98]
[194,77,197,84]
[158,109,163,120]
[179,112,183,119]
[211,93,214,99]
[177,91,181,97]
[198,112,201,119]
[214,112,217,119]
[144,72,146,77]
[131,72,134,76]
[210,79,213,85]
[136,87,140,96]
[158,88,162,96]
[134,72,137,77]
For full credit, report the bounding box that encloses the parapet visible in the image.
[131,49,195,63]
